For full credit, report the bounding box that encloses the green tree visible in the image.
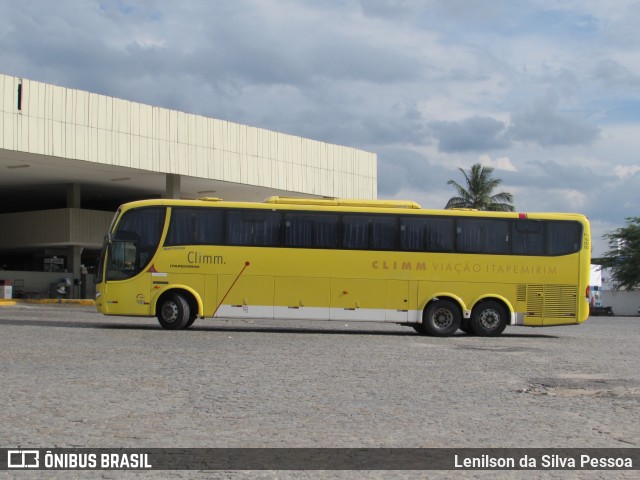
[445,163,515,211]
[601,217,640,290]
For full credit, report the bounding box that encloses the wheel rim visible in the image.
[479,309,500,330]
[161,301,179,324]
[432,308,453,329]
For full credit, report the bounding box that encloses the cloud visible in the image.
[376,147,452,196]
[506,160,594,190]
[613,165,640,179]
[507,100,600,147]
[562,189,589,210]
[478,155,517,172]
[429,116,510,153]
[591,59,640,89]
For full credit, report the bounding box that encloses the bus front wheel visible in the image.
[421,300,461,337]
[157,293,191,330]
[470,301,508,336]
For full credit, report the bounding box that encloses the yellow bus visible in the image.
[95,196,591,336]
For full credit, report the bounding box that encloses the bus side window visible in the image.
[547,221,582,255]
[313,215,339,249]
[424,218,454,252]
[457,218,509,254]
[342,215,397,250]
[284,213,314,248]
[284,213,339,249]
[342,216,369,249]
[512,220,544,255]
[370,216,397,250]
[166,208,224,246]
[400,217,426,251]
[400,217,453,252]
[227,211,282,246]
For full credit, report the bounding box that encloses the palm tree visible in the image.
[445,163,515,211]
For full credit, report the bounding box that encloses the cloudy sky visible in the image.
[2,0,639,255]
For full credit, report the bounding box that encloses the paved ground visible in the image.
[0,303,638,479]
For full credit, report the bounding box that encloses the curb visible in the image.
[0,299,95,306]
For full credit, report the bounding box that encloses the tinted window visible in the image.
[114,207,165,268]
[158,206,584,257]
[107,207,165,280]
[400,217,454,252]
[512,220,545,255]
[165,208,224,246]
[343,216,369,249]
[371,216,397,250]
[284,213,339,249]
[548,221,582,255]
[342,215,397,250]
[226,211,281,246]
[457,218,509,254]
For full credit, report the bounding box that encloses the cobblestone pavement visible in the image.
[0,304,638,479]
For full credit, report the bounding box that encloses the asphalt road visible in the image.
[1,303,638,479]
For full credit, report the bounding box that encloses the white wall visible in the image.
[0,73,377,199]
[601,290,640,316]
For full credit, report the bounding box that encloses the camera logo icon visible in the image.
[7,450,40,468]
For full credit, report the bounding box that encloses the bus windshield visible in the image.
[105,207,166,281]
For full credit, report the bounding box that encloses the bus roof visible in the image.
[116,196,589,222]
[262,196,422,209]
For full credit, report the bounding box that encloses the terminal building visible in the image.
[0,73,377,298]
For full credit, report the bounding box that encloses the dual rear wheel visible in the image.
[471,300,508,336]
[421,300,461,336]
[419,299,508,337]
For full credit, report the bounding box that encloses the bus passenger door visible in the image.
[385,280,409,322]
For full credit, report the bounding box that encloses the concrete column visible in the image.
[66,183,81,208]
[166,174,181,199]
[66,245,83,298]
[65,184,82,297]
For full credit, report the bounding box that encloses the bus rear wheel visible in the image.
[471,301,508,337]
[157,293,191,330]
[421,300,461,337]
